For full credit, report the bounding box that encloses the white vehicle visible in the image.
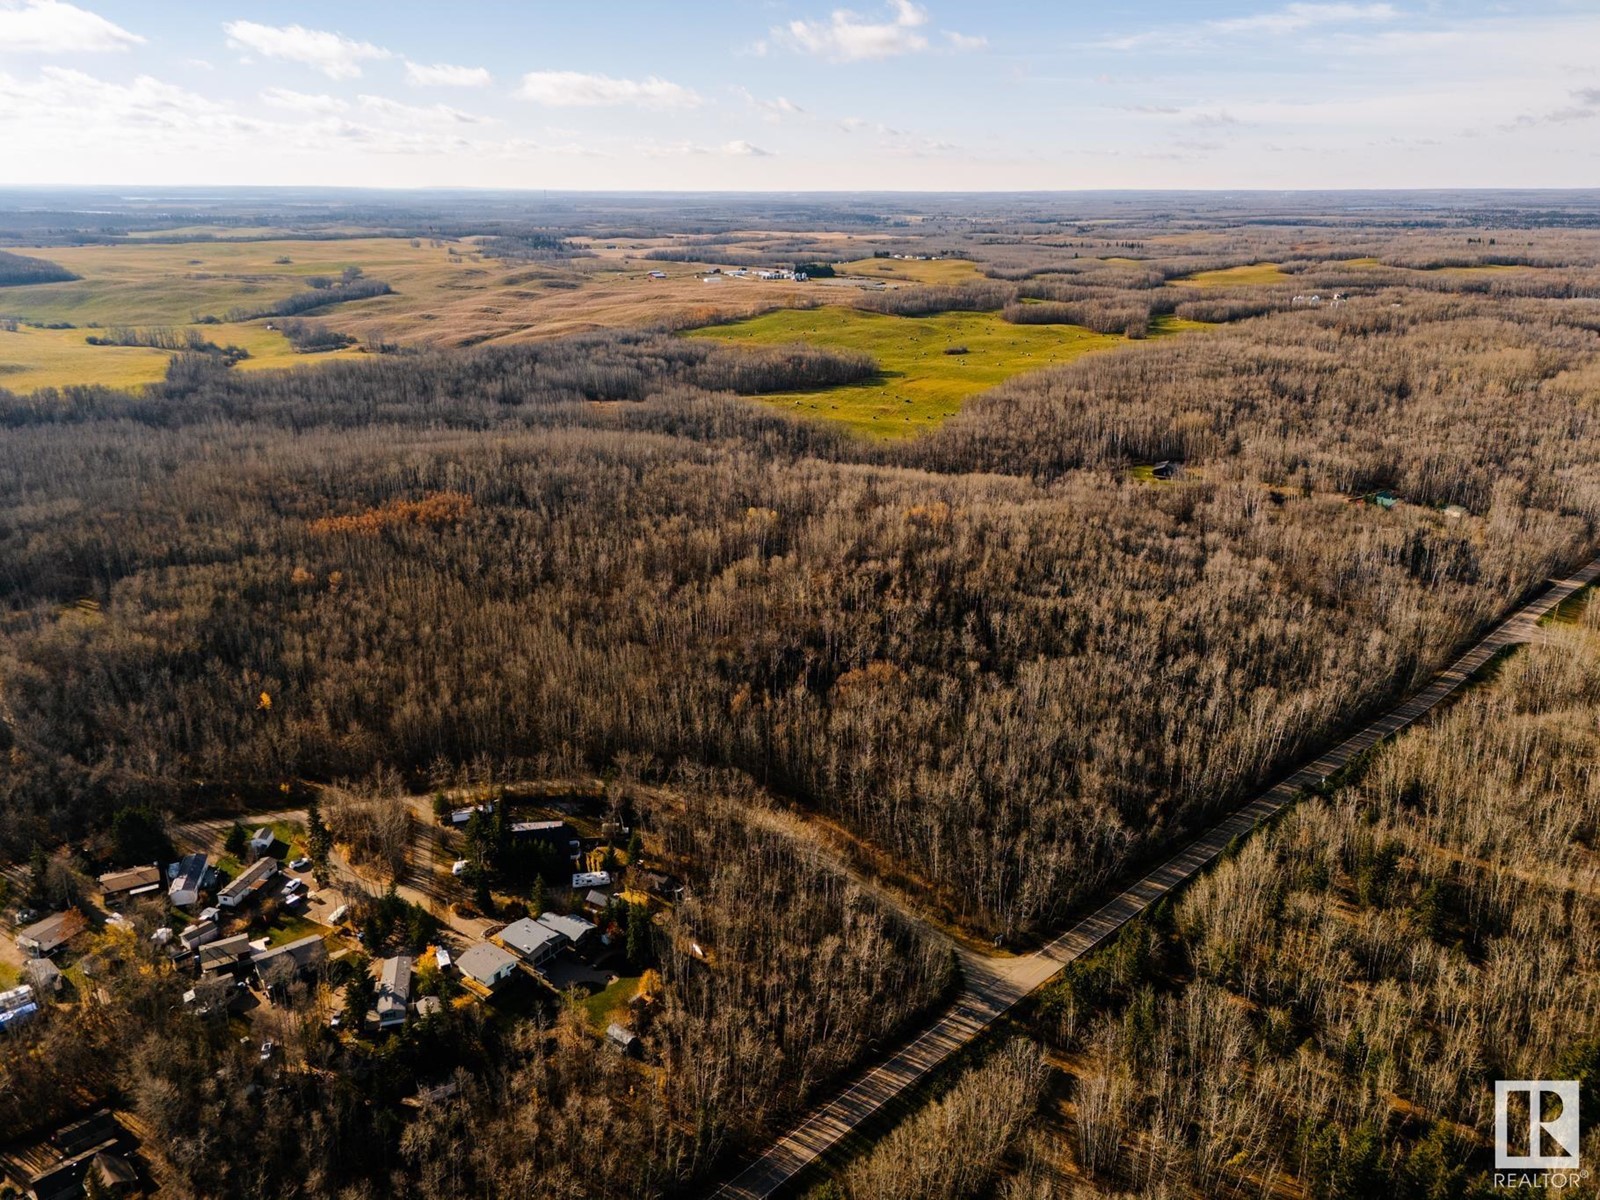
[328,904,348,925]
[451,859,469,876]
[290,857,311,872]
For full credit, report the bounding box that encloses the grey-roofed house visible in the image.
[168,852,211,907]
[457,941,517,990]
[376,955,413,1029]
[536,911,597,950]
[251,933,327,980]
[198,933,254,973]
[179,920,219,951]
[248,826,275,857]
[17,908,88,957]
[219,856,278,908]
[584,889,612,912]
[495,917,562,968]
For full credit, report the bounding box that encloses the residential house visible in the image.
[376,955,413,1030]
[219,856,279,908]
[250,933,327,983]
[584,888,612,912]
[17,908,88,958]
[168,852,211,907]
[178,920,220,951]
[457,941,517,990]
[198,933,254,974]
[1150,460,1183,481]
[248,827,276,858]
[98,864,162,907]
[536,911,597,951]
[495,917,562,968]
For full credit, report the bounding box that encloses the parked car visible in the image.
[259,1039,275,1061]
[290,857,311,871]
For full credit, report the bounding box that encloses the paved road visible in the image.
[711,555,1600,1200]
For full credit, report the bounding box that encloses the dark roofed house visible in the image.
[168,852,211,907]
[98,864,162,906]
[376,955,413,1029]
[1150,460,1184,481]
[199,934,254,973]
[17,908,88,957]
[251,933,328,987]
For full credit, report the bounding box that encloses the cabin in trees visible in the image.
[16,908,88,958]
[377,955,413,1030]
[219,856,279,908]
[606,1022,641,1057]
[168,852,212,907]
[98,864,162,908]
[457,941,517,991]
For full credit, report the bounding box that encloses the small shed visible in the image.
[606,1022,641,1057]
[248,827,276,857]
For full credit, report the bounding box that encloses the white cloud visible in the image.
[782,0,932,61]
[733,85,803,121]
[0,0,142,53]
[357,93,490,125]
[404,61,491,88]
[261,86,347,115]
[516,70,700,108]
[1100,2,1397,50]
[722,139,773,156]
[223,20,390,80]
[1209,3,1397,36]
[944,31,986,51]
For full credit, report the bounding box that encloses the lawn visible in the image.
[832,257,983,285]
[579,973,642,1028]
[688,307,1197,438]
[1179,262,1290,287]
[265,913,327,946]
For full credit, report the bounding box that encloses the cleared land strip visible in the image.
[711,554,1600,1200]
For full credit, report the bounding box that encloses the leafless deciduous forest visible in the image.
[1040,613,1600,1198]
[4,196,1600,1197]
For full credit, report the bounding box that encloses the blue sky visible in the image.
[1,0,1598,189]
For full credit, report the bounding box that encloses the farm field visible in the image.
[0,235,834,392]
[687,307,1200,437]
[1178,261,1291,286]
[832,256,983,284]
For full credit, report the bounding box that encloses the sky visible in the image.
[1,0,1598,190]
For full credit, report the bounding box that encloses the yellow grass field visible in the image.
[689,308,1202,438]
[1179,262,1291,287]
[832,257,984,284]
